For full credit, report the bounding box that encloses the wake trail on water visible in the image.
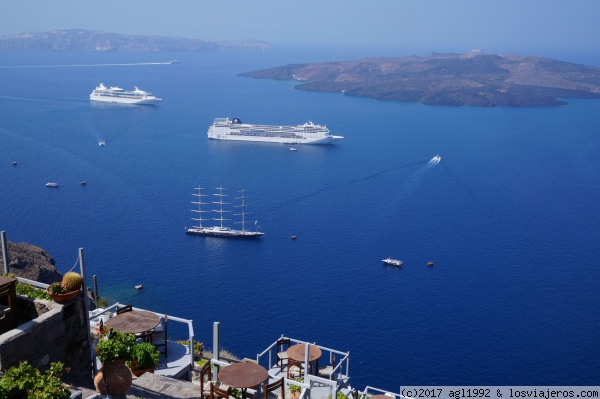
[268,156,439,212]
[0,62,174,69]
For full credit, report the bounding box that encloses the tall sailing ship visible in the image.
[186,186,264,238]
[90,83,161,105]
[207,117,343,144]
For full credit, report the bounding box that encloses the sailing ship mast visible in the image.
[234,188,251,233]
[212,185,231,228]
[191,186,210,229]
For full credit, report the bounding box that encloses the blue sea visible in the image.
[1,48,600,391]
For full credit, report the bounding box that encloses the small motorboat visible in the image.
[427,261,434,267]
[135,285,143,290]
[289,147,297,151]
[45,182,59,187]
[11,161,17,166]
[291,235,297,240]
[80,181,87,186]
[382,257,403,267]
[98,140,105,146]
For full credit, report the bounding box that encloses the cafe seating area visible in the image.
[89,303,195,381]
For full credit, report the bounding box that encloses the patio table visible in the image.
[105,310,160,334]
[287,343,322,375]
[218,362,268,399]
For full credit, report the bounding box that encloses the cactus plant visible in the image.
[61,271,83,292]
[48,282,66,295]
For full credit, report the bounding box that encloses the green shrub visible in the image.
[127,342,160,370]
[15,282,51,300]
[95,329,137,364]
[0,361,71,399]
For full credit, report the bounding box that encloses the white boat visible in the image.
[382,257,403,267]
[186,186,264,238]
[98,140,105,146]
[207,117,343,144]
[432,154,441,162]
[45,182,59,187]
[90,83,161,105]
[289,147,297,151]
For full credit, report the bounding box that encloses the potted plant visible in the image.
[127,342,160,377]
[0,361,71,399]
[45,272,84,303]
[290,378,303,399]
[93,329,137,395]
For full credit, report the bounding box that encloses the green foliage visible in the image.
[176,339,205,362]
[16,282,51,300]
[338,392,349,399]
[61,272,83,292]
[47,282,66,295]
[0,361,71,399]
[94,329,137,364]
[127,342,160,370]
[290,378,303,395]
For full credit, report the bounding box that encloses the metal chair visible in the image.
[263,377,284,399]
[152,314,168,356]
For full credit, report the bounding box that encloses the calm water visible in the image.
[1,49,600,390]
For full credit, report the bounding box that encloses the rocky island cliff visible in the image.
[2,241,63,283]
[239,52,600,106]
[0,28,273,52]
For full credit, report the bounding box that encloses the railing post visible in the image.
[213,321,220,375]
[79,248,95,377]
[1,231,9,274]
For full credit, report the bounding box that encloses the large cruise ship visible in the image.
[207,118,343,144]
[90,83,161,105]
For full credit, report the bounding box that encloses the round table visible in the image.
[287,343,322,374]
[218,363,268,399]
[105,310,161,334]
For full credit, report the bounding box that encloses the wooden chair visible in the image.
[210,382,232,399]
[116,304,132,314]
[152,314,168,356]
[200,362,214,399]
[275,338,290,372]
[264,377,284,399]
[136,330,153,343]
[318,354,335,380]
[287,358,304,380]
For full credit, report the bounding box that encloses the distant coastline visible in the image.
[0,29,274,52]
[239,52,600,107]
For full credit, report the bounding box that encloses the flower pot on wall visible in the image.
[93,359,133,396]
[45,286,80,303]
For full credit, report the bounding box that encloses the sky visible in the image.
[1,0,599,58]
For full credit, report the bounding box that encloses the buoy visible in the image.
[427,261,434,267]
[291,235,297,240]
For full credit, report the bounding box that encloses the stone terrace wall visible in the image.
[0,296,92,383]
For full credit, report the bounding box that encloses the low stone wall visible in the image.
[0,296,92,384]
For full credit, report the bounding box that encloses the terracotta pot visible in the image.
[46,286,80,303]
[94,359,133,395]
[131,367,156,377]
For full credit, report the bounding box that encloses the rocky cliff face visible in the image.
[2,241,63,284]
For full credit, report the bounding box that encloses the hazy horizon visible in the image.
[2,0,599,60]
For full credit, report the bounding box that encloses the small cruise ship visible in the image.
[207,118,343,144]
[90,83,161,105]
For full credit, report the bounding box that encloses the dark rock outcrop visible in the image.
[239,52,600,106]
[2,241,63,284]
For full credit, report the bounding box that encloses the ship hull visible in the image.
[207,118,342,145]
[90,94,161,105]
[186,227,264,238]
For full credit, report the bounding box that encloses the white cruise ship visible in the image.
[90,83,161,105]
[207,118,343,144]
